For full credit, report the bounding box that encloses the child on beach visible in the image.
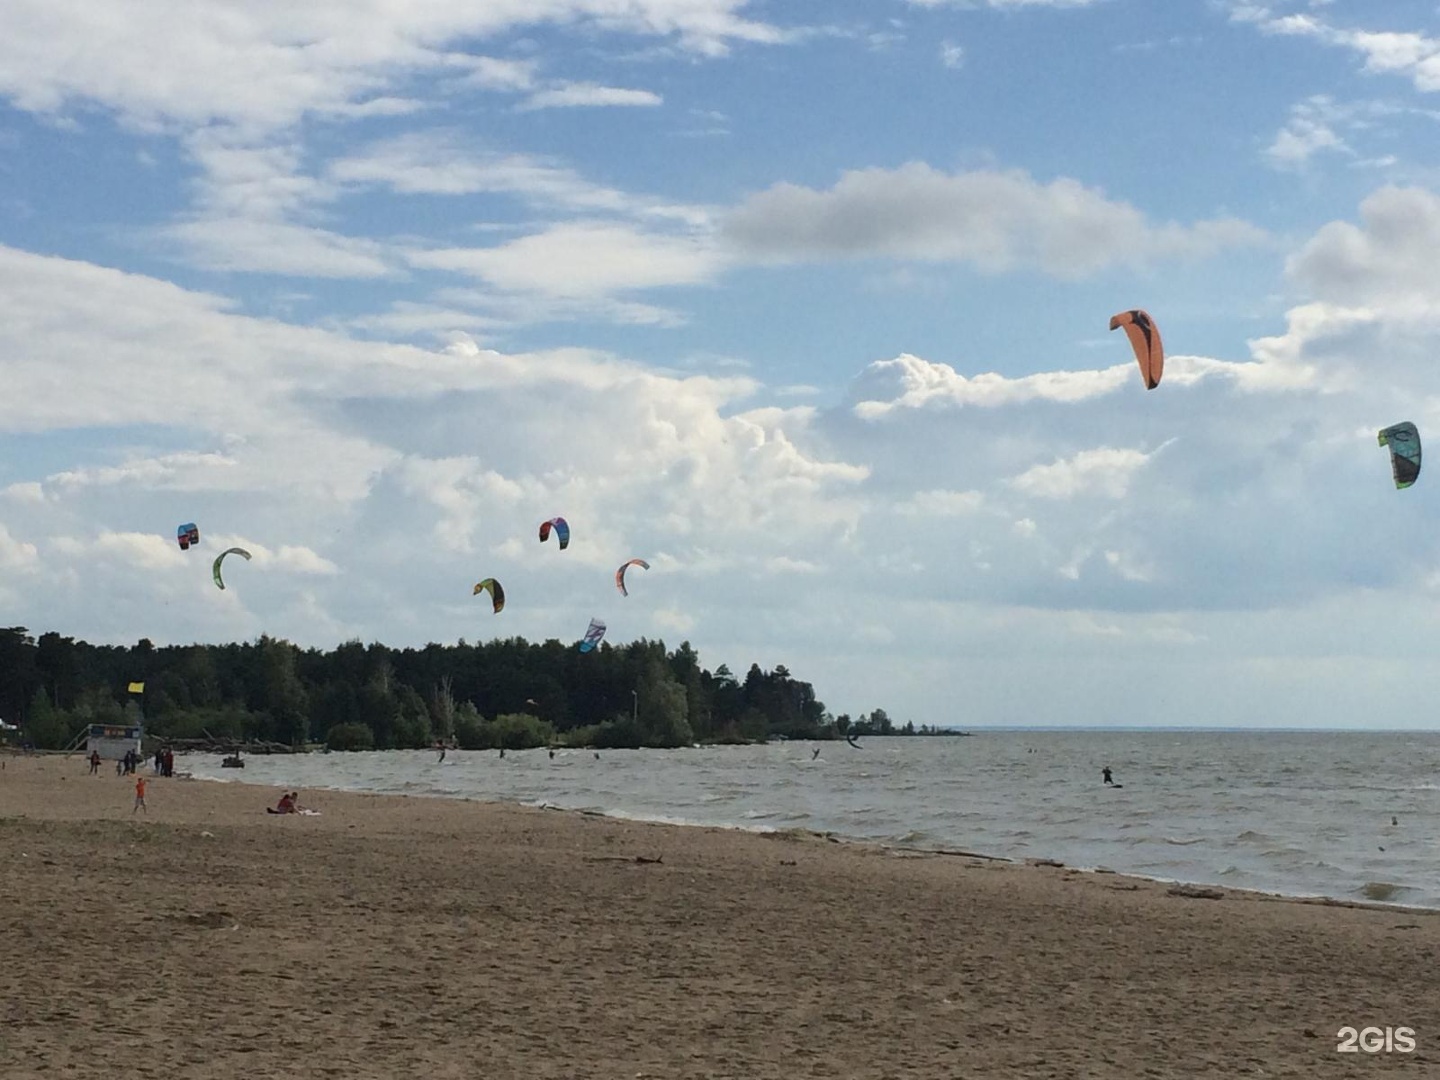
[134,775,147,814]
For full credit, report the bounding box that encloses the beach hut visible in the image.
[86,722,142,761]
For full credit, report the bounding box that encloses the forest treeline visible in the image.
[0,627,942,751]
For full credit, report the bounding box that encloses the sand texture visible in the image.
[2,753,1438,1078]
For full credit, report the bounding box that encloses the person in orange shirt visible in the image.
[134,775,147,814]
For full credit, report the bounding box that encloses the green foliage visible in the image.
[483,712,555,750]
[0,627,896,752]
[326,722,375,751]
[452,701,486,750]
[25,689,74,750]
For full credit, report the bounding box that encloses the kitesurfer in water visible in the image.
[1102,767,1114,786]
[811,747,821,760]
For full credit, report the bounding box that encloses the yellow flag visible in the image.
[127,681,145,694]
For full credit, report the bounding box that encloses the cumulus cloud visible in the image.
[1285,185,1440,314]
[1009,447,1153,500]
[849,353,1134,417]
[722,164,1266,277]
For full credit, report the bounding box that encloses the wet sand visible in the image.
[2,752,1437,1078]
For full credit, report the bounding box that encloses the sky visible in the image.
[3,0,1440,729]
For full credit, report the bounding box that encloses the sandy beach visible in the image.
[2,754,1437,1079]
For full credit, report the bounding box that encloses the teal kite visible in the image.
[1378,422,1421,489]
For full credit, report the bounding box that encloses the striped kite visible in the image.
[615,558,650,596]
[578,617,606,653]
[539,517,570,550]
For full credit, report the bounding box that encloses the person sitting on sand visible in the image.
[272,791,297,814]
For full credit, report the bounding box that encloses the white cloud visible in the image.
[521,83,663,110]
[162,216,395,278]
[850,353,1133,417]
[1010,447,1152,500]
[1285,186,1440,314]
[1232,6,1440,93]
[407,221,721,298]
[723,164,1266,277]
[0,525,40,571]
[895,489,985,516]
[940,41,965,69]
[1265,97,1350,168]
[908,1,1104,7]
[327,132,708,226]
[0,1,785,134]
[53,530,185,572]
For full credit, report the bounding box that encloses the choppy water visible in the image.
[185,731,1440,909]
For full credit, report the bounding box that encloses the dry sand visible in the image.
[2,752,1438,1079]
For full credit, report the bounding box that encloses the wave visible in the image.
[1357,881,1419,903]
[892,830,934,845]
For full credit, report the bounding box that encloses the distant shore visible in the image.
[2,755,1438,1079]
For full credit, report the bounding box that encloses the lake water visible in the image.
[185,730,1440,909]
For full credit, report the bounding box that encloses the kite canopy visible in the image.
[615,558,650,596]
[473,577,505,614]
[539,517,570,550]
[1378,422,1422,489]
[1109,309,1163,390]
[212,547,251,590]
[578,617,606,653]
[177,523,200,551]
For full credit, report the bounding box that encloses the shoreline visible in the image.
[4,755,1440,1078]
[180,761,1440,916]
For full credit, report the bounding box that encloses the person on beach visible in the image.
[89,750,101,775]
[1102,766,1114,786]
[134,775,147,814]
[269,791,297,814]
